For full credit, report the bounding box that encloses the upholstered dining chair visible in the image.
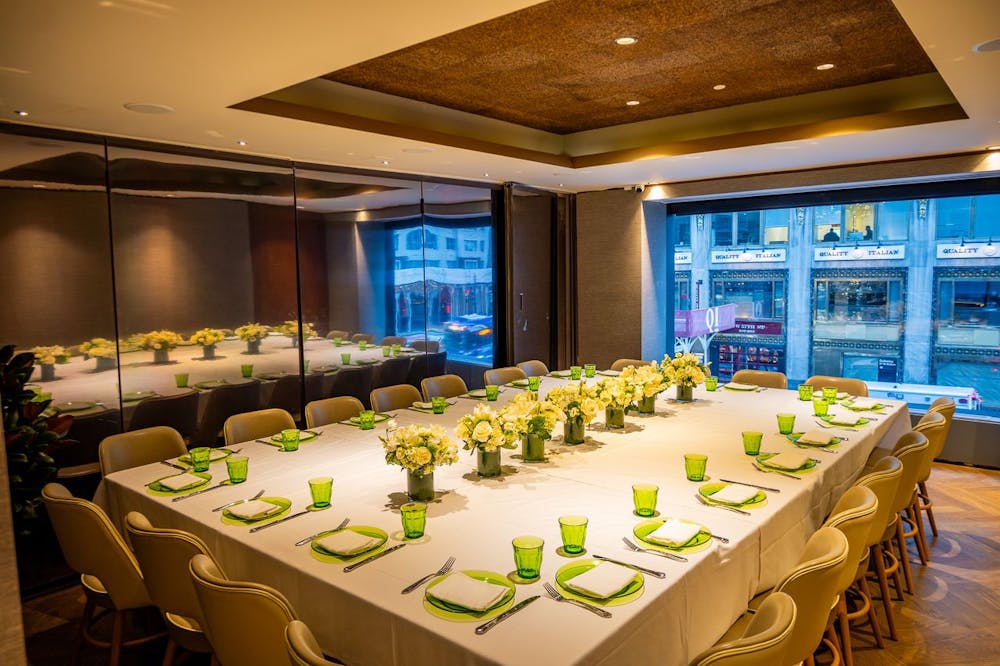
[223,408,295,446]
[483,366,526,386]
[421,374,468,401]
[325,329,350,340]
[379,335,407,347]
[189,553,299,666]
[909,408,951,549]
[610,358,648,372]
[267,375,303,418]
[305,396,364,428]
[285,620,339,666]
[194,379,262,445]
[42,483,164,666]
[370,384,421,413]
[803,375,868,397]
[373,357,412,389]
[124,511,214,665]
[127,390,200,442]
[516,360,549,377]
[350,332,375,344]
[410,339,440,353]
[99,425,188,476]
[730,369,788,389]
[822,486,879,666]
[878,432,929,600]
[327,364,374,409]
[770,526,851,666]
[888,417,943,567]
[689,592,796,666]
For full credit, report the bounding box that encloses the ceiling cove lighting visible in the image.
[625,100,640,106]
[236,139,247,146]
[123,102,174,114]
[815,63,835,70]
[987,145,1000,151]
[14,110,28,116]
[614,36,637,45]
[713,84,726,91]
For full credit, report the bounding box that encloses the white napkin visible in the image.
[797,430,836,446]
[711,484,760,505]
[647,519,701,547]
[413,401,433,409]
[762,452,808,470]
[563,563,636,599]
[158,473,205,491]
[826,411,861,426]
[815,390,848,399]
[226,499,280,520]
[315,530,378,556]
[725,382,757,391]
[846,397,880,410]
[428,573,509,611]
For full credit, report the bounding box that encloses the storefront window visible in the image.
[675,273,691,311]
[814,278,902,324]
[712,278,784,320]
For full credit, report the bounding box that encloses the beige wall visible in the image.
[0,431,27,665]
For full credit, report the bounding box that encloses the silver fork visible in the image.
[751,461,802,480]
[694,492,751,516]
[621,537,687,563]
[295,517,350,547]
[813,421,855,434]
[212,488,265,512]
[401,556,456,594]
[542,582,612,618]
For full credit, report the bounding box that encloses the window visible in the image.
[934,193,1000,240]
[675,274,691,311]
[875,201,909,241]
[424,231,438,249]
[463,240,477,252]
[972,194,1000,240]
[406,229,422,250]
[712,278,784,320]
[736,212,760,245]
[711,210,788,247]
[672,215,691,246]
[446,237,456,250]
[763,209,790,244]
[814,205,844,243]
[814,278,903,324]
[711,213,733,247]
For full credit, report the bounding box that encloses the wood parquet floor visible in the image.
[20,463,1000,665]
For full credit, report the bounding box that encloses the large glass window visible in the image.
[712,278,785,320]
[935,194,1000,240]
[672,215,691,247]
[675,273,691,311]
[814,202,908,243]
[711,210,788,247]
[711,213,733,246]
[814,205,843,242]
[813,275,904,343]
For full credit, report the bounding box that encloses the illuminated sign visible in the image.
[936,242,999,259]
[711,248,786,264]
[813,245,906,261]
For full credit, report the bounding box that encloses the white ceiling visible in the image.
[0,0,998,194]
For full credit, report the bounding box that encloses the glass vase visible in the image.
[676,384,694,402]
[95,357,116,372]
[522,434,546,462]
[202,344,216,359]
[637,395,656,414]
[477,449,501,477]
[153,349,170,364]
[407,471,434,501]
[564,417,585,445]
[246,339,260,354]
[605,406,626,429]
[39,364,55,381]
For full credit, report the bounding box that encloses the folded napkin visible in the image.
[412,401,433,410]
[725,382,757,391]
[227,499,280,520]
[846,397,880,410]
[762,452,808,470]
[647,519,701,547]
[797,430,836,446]
[563,563,636,599]
[315,530,378,556]
[826,411,861,426]
[711,484,760,505]
[429,573,510,611]
[158,473,206,491]
[815,390,848,400]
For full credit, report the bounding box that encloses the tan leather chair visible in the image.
[189,553,298,666]
[804,375,868,397]
[411,339,440,353]
[730,369,788,389]
[771,526,850,666]
[483,366,526,386]
[305,396,364,428]
[379,336,407,347]
[610,358,647,372]
[910,408,951,546]
[223,408,295,446]
[99,425,187,476]
[325,329,350,340]
[879,432,929,600]
[124,512,214,665]
[823,486,879,666]
[285,620,338,665]
[351,333,374,344]
[42,483,164,666]
[421,374,468,401]
[517,360,549,377]
[853,456,902,644]
[690,592,796,665]
[370,384,421,412]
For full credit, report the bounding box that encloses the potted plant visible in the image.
[543,382,603,445]
[235,323,269,354]
[139,330,183,364]
[662,353,710,402]
[454,404,520,477]
[79,337,116,371]
[190,328,225,359]
[30,345,65,381]
[380,424,459,500]
[503,392,562,461]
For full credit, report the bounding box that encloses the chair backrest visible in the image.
[888,431,930,514]
[189,553,296,666]
[63,408,123,467]
[483,366,526,386]
[125,511,213,624]
[328,364,375,409]
[305,396,364,428]
[128,391,200,440]
[379,336,407,347]
[195,380,262,445]
[823,486,878,591]
[691,592,796,666]
[374,357,412,389]
[370,384,421,412]
[325,329,350,340]
[517,360,549,377]
[913,411,948,479]
[772,526,850,665]
[730,369,788,389]
[410,340,440,353]
[803,375,868,397]
[927,396,955,449]
[425,351,447,377]
[42,483,151,610]
[303,372,325,405]
[854,455,903,547]
[285,620,333,666]
[421,374,468,401]
[267,375,303,416]
[351,333,374,344]
[610,358,647,372]
[224,408,295,446]
[99,425,187,476]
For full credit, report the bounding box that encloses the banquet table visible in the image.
[102,378,911,666]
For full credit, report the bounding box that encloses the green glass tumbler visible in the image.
[358,410,375,430]
[333,337,343,346]
[584,364,596,378]
[742,431,763,456]
[485,384,499,401]
[240,364,253,378]
[225,455,248,483]
[558,515,588,555]
[822,386,838,403]
[527,376,541,391]
[797,384,813,401]
[569,365,583,380]
[358,340,368,350]
[189,447,211,472]
[281,429,300,451]
[705,376,718,391]
[341,353,351,365]
[392,343,401,356]
[431,396,447,414]
[383,346,391,357]
[174,373,189,388]
[813,397,830,416]
[684,454,708,482]
[512,535,544,580]
[632,483,658,516]
[776,413,796,435]
[400,502,427,539]
[308,476,333,508]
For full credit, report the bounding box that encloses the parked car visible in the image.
[443,314,493,360]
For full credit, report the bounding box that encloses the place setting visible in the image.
[171,450,249,502]
[339,410,392,429]
[409,397,457,414]
[255,427,322,450]
[459,385,503,401]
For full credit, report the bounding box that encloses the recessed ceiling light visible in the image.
[626,100,641,106]
[713,84,726,91]
[381,160,390,165]
[987,145,1000,151]
[558,183,563,187]
[236,139,247,146]
[484,172,489,177]
[123,102,174,114]
[14,109,28,117]
[32,184,46,189]
[816,63,835,71]
[615,36,637,46]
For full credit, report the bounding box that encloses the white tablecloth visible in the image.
[103,379,910,666]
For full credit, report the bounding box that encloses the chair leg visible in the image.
[837,594,854,666]
[859,575,884,649]
[910,501,930,564]
[110,609,125,666]
[162,638,178,666]
[920,481,938,537]
[71,595,96,666]
[872,544,897,640]
[895,520,914,594]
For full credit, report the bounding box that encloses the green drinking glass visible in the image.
[527,376,541,391]
[392,343,401,356]
[569,365,583,380]
[431,396,447,414]
[822,386,838,403]
[558,515,588,555]
[240,364,254,378]
[341,353,351,365]
[189,447,211,472]
[358,340,367,350]
[584,364,596,378]
[705,376,719,391]
[742,431,763,456]
[797,384,813,401]
[281,429,300,452]
[333,337,343,346]
[485,384,500,401]
[684,454,708,482]
[632,483,659,516]
[383,346,391,357]
[512,535,544,580]
[174,373,189,388]
[813,397,830,416]
[225,455,248,484]
[776,413,796,435]
[308,476,333,508]
[400,502,427,539]
[358,410,376,430]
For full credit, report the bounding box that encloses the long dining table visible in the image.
[102,376,911,666]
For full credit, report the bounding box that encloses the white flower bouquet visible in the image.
[455,404,520,453]
[79,337,115,359]
[31,345,65,366]
[504,392,562,439]
[543,382,604,425]
[235,323,269,342]
[190,328,225,346]
[594,376,643,409]
[139,330,183,351]
[662,352,710,387]
[381,423,459,477]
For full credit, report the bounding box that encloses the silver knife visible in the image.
[172,481,230,501]
[695,493,751,516]
[592,554,668,577]
[752,462,802,480]
[295,517,350,547]
[160,460,187,471]
[249,508,317,533]
[719,478,782,493]
[343,543,406,572]
[212,489,265,512]
[475,595,541,635]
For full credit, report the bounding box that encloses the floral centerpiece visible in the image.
[503,392,562,461]
[662,352,710,402]
[79,337,116,371]
[139,330,183,364]
[276,320,317,348]
[594,376,643,428]
[544,382,603,445]
[454,404,520,476]
[235,323,269,354]
[190,328,225,359]
[31,345,65,380]
[381,423,459,500]
[620,361,668,414]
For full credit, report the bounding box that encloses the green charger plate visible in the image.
[146,471,211,496]
[423,570,515,622]
[123,390,159,402]
[549,370,572,378]
[508,379,530,388]
[698,482,767,508]
[255,372,287,380]
[268,430,320,444]
[54,401,96,413]
[633,518,712,554]
[839,400,886,412]
[555,560,644,606]
[819,414,870,428]
[723,383,757,391]
[178,448,233,465]
[221,497,291,525]
[309,526,388,563]
[348,414,391,425]
[194,379,228,390]
[786,432,842,448]
[756,452,818,474]
[465,389,488,398]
